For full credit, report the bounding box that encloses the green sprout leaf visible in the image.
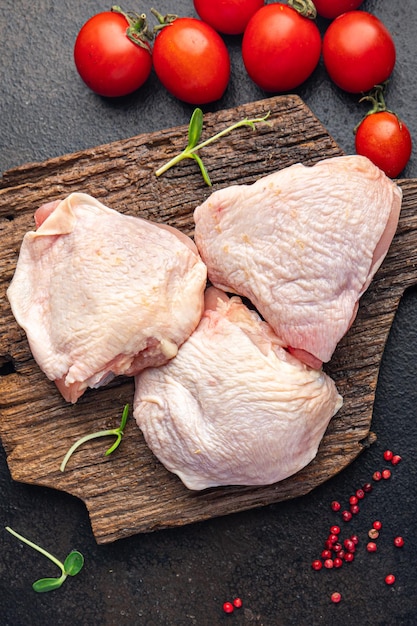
[60,403,129,472]
[64,551,85,576]
[155,108,271,186]
[187,107,204,149]
[5,527,84,593]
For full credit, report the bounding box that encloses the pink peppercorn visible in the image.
[367,541,378,552]
[233,598,243,608]
[391,455,402,465]
[333,557,343,568]
[331,591,342,603]
[385,574,396,585]
[394,536,404,548]
[223,602,234,614]
[382,468,391,480]
[344,538,356,553]
[383,450,393,461]
[331,500,341,512]
[324,558,334,569]
[355,488,365,499]
[342,510,353,522]
[373,471,382,481]
[373,520,382,530]
[312,559,323,571]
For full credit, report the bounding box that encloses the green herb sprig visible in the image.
[60,403,129,472]
[5,526,84,592]
[155,108,271,186]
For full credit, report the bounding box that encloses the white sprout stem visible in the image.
[60,429,116,472]
[5,527,65,574]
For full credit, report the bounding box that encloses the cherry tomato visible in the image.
[355,112,412,178]
[74,11,152,98]
[193,0,265,35]
[241,4,321,92]
[313,0,364,20]
[152,17,230,104]
[323,12,396,93]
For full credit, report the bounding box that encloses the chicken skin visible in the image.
[134,288,343,490]
[7,193,207,402]
[194,155,402,367]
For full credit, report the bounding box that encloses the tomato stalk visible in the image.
[111,5,153,48]
[354,83,399,132]
[150,8,178,32]
[288,0,317,19]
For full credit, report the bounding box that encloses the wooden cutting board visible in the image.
[1,95,416,544]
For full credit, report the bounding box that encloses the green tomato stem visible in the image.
[288,0,317,19]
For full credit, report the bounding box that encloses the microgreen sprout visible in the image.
[155,107,271,185]
[5,526,84,593]
[60,403,129,472]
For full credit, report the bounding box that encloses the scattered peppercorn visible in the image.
[391,455,402,465]
[367,541,377,552]
[373,521,382,530]
[373,471,382,481]
[233,598,243,608]
[393,536,404,548]
[383,450,393,461]
[223,601,234,614]
[331,591,342,603]
[385,574,396,585]
[331,500,341,512]
[381,469,391,480]
[368,528,379,539]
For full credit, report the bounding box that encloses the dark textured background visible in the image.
[1,1,417,624]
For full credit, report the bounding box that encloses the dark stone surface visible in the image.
[1,1,416,624]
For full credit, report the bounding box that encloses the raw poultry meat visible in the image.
[7,192,207,403]
[133,288,343,490]
[194,155,402,368]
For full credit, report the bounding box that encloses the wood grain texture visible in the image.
[0,95,414,544]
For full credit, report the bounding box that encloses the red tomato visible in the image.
[313,0,364,20]
[74,11,152,98]
[355,112,412,178]
[241,4,321,92]
[152,18,230,104]
[323,12,396,93]
[193,0,264,35]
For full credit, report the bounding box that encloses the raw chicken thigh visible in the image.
[133,288,343,490]
[7,193,207,403]
[194,155,402,368]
